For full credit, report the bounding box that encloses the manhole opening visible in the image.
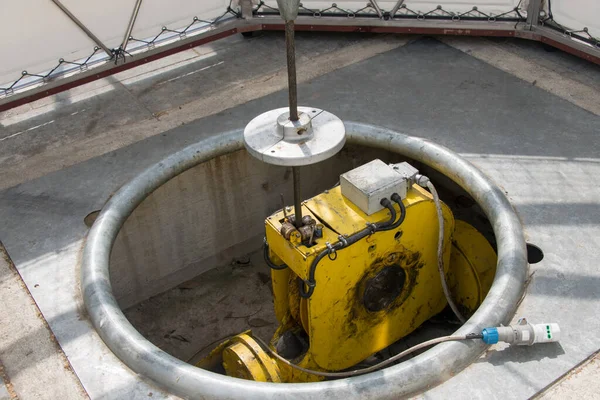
[526,243,544,264]
[110,146,500,383]
[84,210,100,228]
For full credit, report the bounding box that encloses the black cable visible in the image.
[374,198,397,231]
[377,193,406,231]
[299,195,406,298]
[264,242,288,270]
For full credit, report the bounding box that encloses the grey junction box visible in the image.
[339,159,418,215]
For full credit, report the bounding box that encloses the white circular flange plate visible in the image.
[243,106,346,166]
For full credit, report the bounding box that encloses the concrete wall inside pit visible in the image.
[109,145,401,309]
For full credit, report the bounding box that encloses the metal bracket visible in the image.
[526,0,542,30]
[239,0,254,19]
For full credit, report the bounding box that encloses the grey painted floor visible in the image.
[0,32,599,399]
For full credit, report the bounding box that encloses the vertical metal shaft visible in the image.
[284,20,299,122]
[292,167,303,227]
[285,19,302,226]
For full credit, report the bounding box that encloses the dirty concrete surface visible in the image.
[537,352,600,399]
[0,29,599,400]
[0,244,87,400]
[123,249,279,364]
[124,248,457,369]
[0,32,408,190]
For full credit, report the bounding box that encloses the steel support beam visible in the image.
[535,25,600,65]
[239,0,254,19]
[389,0,406,18]
[526,0,542,29]
[50,0,113,57]
[121,0,143,52]
[260,16,521,36]
[370,0,384,19]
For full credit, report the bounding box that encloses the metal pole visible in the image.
[526,0,542,29]
[292,166,302,227]
[370,0,384,18]
[284,20,298,122]
[284,18,302,225]
[389,0,406,18]
[240,0,254,19]
[121,0,143,51]
[50,0,113,57]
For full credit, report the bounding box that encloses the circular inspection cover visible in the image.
[243,106,346,166]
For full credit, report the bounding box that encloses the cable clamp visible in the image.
[366,222,377,233]
[326,242,338,260]
[304,279,316,288]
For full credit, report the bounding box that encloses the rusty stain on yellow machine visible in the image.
[199,183,497,382]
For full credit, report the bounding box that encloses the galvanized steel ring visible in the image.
[82,122,528,399]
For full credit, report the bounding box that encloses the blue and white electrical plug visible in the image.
[479,318,560,345]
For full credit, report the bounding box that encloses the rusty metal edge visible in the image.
[0,243,21,400]
[534,25,600,65]
[0,25,243,113]
[0,359,18,400]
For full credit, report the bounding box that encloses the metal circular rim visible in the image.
[243,107,346,167]
[82,122,528,399]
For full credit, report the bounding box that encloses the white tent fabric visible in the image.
[0,0,231,86]
[0,0,598,97]
[544,0,600,38]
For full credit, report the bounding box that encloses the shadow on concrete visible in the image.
[527,270,600,299]
[477,342,566,366]
[517,203,600,225]
[0,306,87,381]
[2,36,599,263]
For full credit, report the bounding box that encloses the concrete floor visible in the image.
[123,249,281,365]
[0,31,599,399]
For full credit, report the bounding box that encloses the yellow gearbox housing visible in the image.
[267,184,456,374]
[200,173,497,383]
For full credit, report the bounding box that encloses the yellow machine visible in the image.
[190,2,498,381]
[198,159,497,383]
